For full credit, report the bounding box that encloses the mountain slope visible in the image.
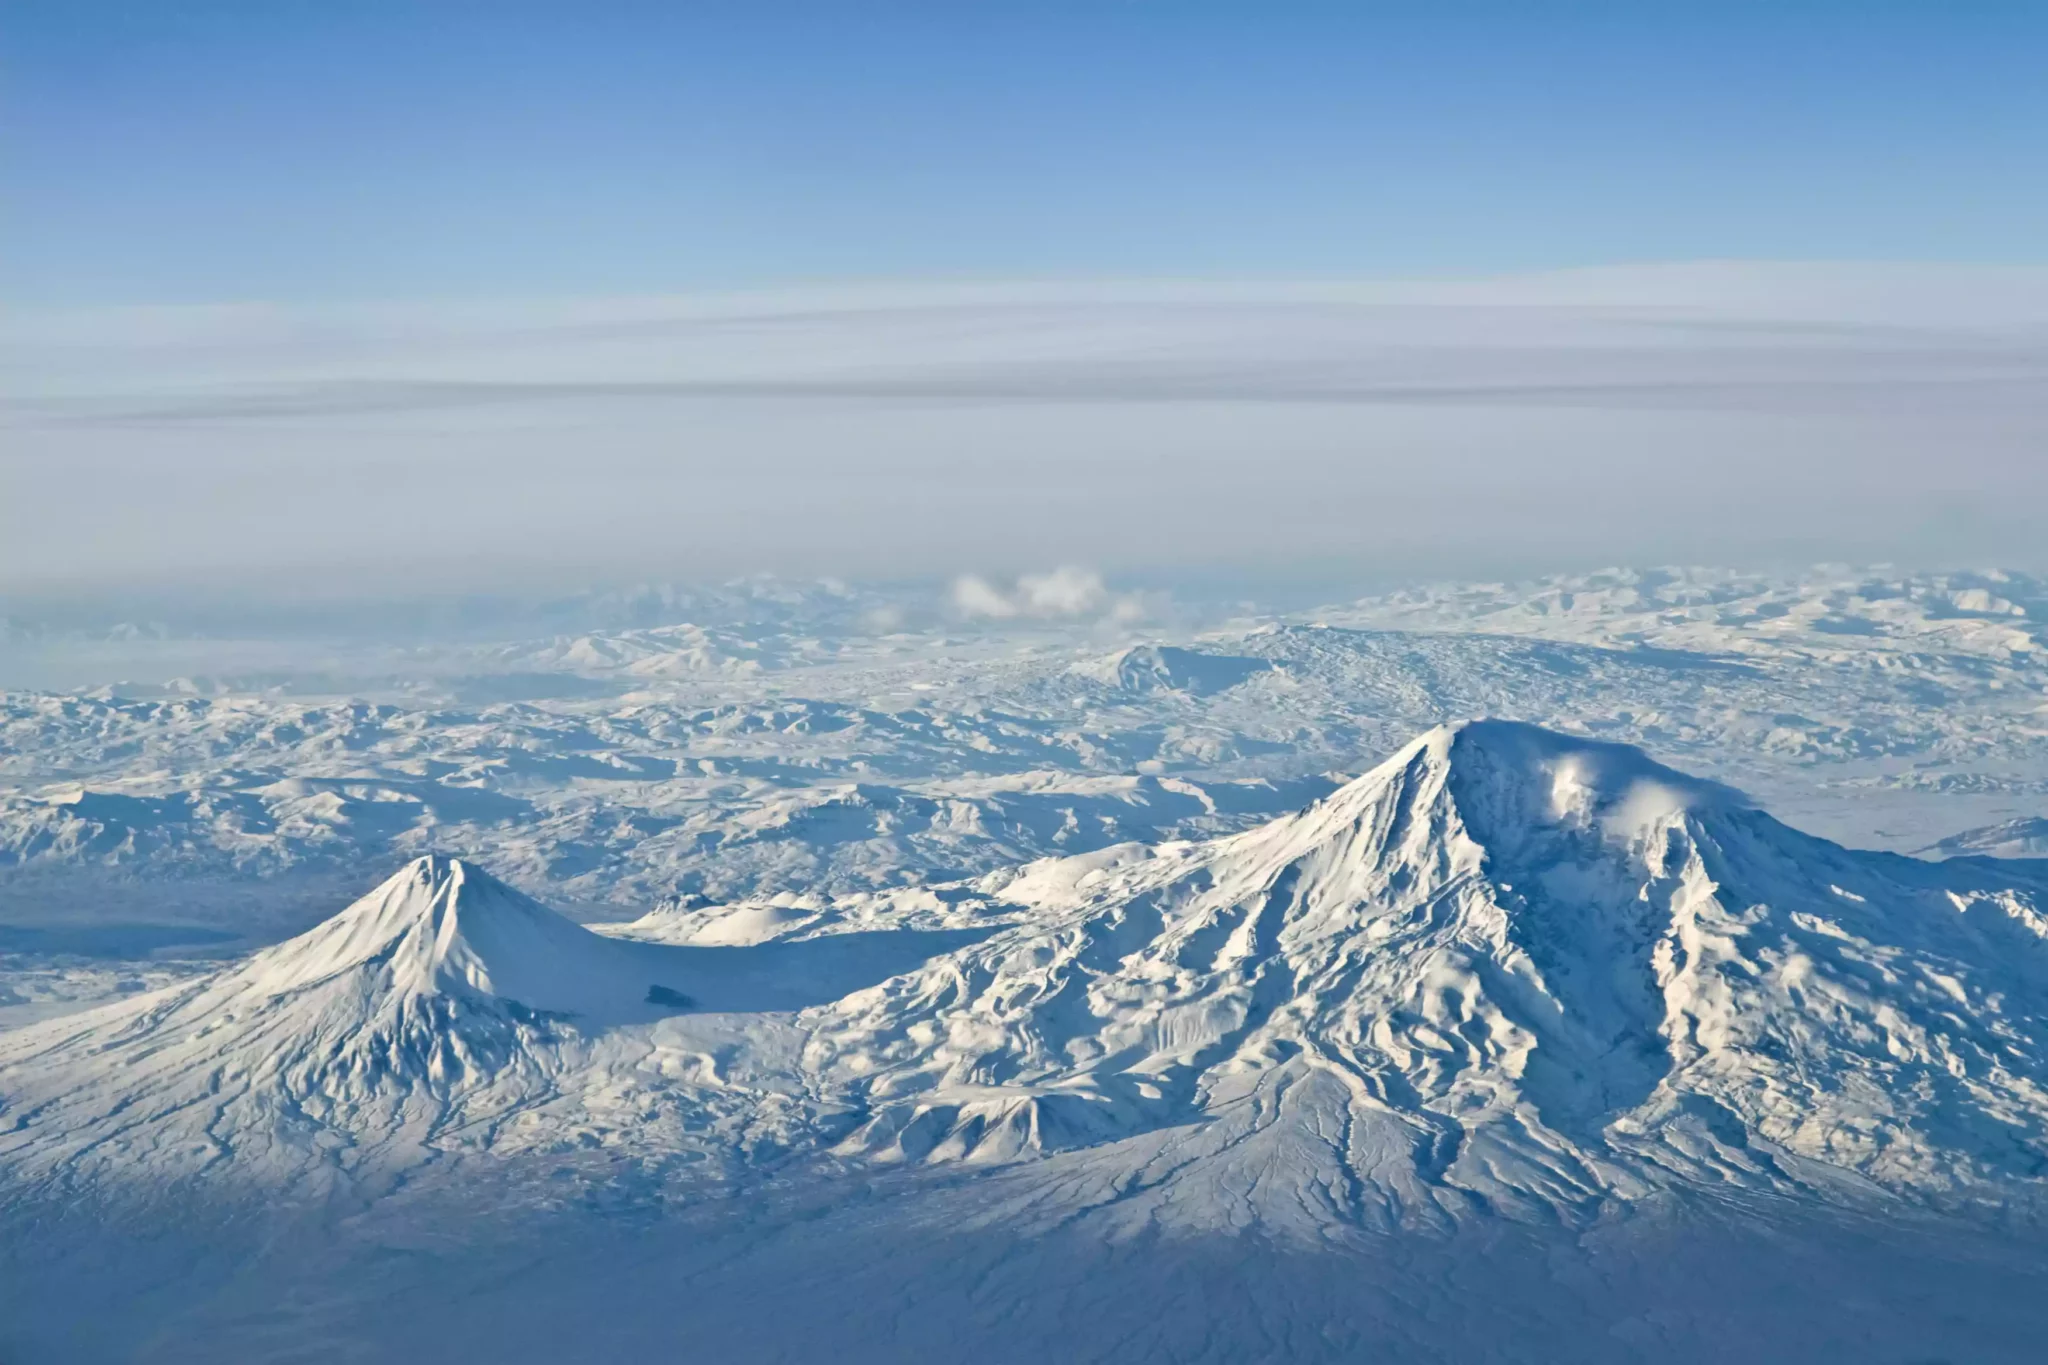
[810,721,2048,1208]
[0,856,723,1184]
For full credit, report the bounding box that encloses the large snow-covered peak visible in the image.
[814,721,2048,1201]
[1431,717,1742,831]
[1299,718,1741,858]
[1091,718,1745,958]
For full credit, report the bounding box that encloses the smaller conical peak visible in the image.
[341,852,489,908]
[369,852,482,918]
[245,854,511,997]
[380,852,499,926]
[240,854,655,1018]
[404,851,472,883]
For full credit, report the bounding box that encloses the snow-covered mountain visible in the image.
[9,722,2048,1220]
[0,852,1017,1189]
[815,721,2048,1205]
[0,857,714,1183]
[9,721,2048,1363]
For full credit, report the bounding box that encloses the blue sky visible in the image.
[7,6,2047,595]
[7,3,2046,305]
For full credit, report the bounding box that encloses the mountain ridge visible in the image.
[7,721,2048,1220]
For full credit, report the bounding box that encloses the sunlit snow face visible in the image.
[1546,758,1604,826]
[1546,756,1698,842]
[1601,780,1699,841]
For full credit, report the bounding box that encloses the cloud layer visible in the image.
[5,264,2046,594]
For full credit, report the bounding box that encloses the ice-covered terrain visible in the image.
[5,567,2048,1361]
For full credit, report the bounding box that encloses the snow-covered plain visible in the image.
[6,565,2048,1362]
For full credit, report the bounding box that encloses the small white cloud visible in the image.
[950,567,1145,623]
[1016,566,1109,617]
[951,575,1021,619]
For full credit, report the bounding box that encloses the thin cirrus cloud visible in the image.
[3,263,2047,595]
[11,262,2048,423]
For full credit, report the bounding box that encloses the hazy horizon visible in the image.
[8,262,2046,601]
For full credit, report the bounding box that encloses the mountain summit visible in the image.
[253,854,692,1020]
[815,721,2048,1202]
